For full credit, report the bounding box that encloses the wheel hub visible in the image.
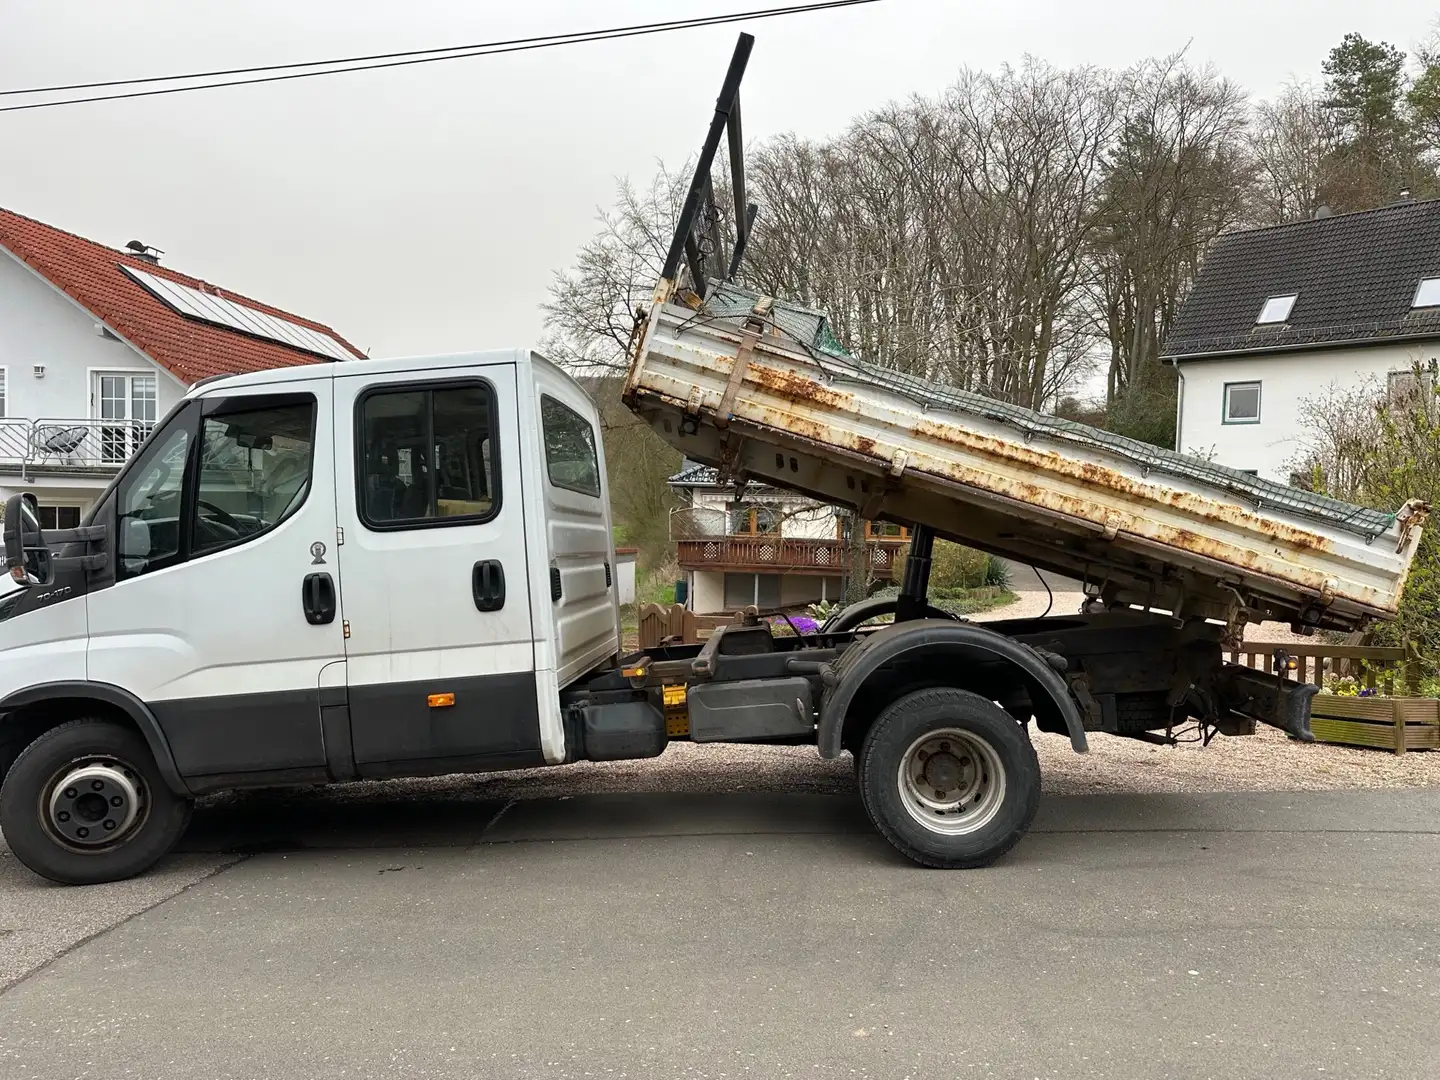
[46,762,143,848]
[898,728,1007,836]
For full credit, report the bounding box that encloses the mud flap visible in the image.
[1218,663,1318,742]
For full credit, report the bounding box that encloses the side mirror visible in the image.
[121,517,151,569]
[3,493,51,588]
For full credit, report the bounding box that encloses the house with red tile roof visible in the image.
[0,206,363,524]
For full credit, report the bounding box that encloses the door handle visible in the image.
[472,560,505,612]
[303,572,337,625]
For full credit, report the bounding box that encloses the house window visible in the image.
[37,505,82,531]
[1412,277,1440,309]
[1223,382,1261,424]
[728,502,780,536]
[865,521,911,541]
[1255,295,1297,325]
[93,371,159,462]
[1388,367,1436,407]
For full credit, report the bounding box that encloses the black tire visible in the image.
[858,687,1039,868]
[0,720,193,885]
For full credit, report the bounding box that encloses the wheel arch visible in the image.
[0,682,190,796]
[818,620,1089,758]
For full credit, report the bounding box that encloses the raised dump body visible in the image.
[625,281,1424,634]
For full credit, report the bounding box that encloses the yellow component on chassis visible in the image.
[662,684,689,737]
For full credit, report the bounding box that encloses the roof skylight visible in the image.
[1256,294,1297,325]
[119,264,353,361]
[1413,277,1440,309]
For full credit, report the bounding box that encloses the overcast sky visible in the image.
[2,0,1436,360]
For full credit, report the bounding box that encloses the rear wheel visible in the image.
[0,720,193,885]
[858,688,1039,868]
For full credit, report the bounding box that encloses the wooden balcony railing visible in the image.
[676,536,903,576]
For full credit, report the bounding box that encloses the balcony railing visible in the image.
[0,418,152,476]
[675,536,903,576]
[670,505,908,576]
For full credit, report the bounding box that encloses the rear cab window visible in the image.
[356,381,498,530]
[540,395,600,497]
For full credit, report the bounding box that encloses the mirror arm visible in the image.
[43,525,107,546]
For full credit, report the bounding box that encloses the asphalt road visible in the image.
[2,788,1438,1079]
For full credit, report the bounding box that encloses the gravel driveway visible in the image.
[204,723,1438,821]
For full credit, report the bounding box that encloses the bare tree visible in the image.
[1248,82,1338,224]
[1086,54,1252,423]
[542,166,689,375]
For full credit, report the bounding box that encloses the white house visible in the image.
[1164,198,1440,483]
[0,207,363,528]
[667,461,909,614]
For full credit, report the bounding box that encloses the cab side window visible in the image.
[540,395,600,497]
[192,399,317,557]
[116,418,191,578]
[358,382,498,529]
[115,394,317,578]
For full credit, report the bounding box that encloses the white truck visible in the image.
[0,35,1425,884]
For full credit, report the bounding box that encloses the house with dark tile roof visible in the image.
[0,206,363,524]
[1162,197,1440,482]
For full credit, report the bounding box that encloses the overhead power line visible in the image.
[0,0,879,114]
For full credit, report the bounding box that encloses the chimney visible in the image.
[1396,189,1414,204]
[123,239,163,265]
[1312,205,1334,220]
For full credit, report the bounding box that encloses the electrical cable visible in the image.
[1035,565,1053,618]
[0,0,879,113]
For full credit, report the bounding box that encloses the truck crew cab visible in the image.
[0,350,627,883]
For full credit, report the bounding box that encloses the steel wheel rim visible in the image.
[40,757,148,853]
[896,727,1006,836]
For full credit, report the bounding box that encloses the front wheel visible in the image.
[0,719,193,885]
[858,688,1039,868]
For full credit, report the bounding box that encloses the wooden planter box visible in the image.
[1310,695,1440,754]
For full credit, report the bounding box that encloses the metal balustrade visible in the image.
[0,417,151,475]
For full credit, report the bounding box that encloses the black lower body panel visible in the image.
[348,670,543,773]
[151,688,326,779]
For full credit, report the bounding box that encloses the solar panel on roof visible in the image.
[119,263,352,361]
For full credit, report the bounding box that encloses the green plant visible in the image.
[1294,367,1440,684]
[982,555,1011,589]
[807,599,843,622]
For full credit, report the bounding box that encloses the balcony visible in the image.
[0,418,151,478]
[670,506,906,577]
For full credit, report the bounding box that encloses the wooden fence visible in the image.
[1226,640,1418,696]
[637,604,750,649]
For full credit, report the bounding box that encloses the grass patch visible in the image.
[867,585,1017,617]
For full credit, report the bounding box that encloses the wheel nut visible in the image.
[64,787,77,799]
[960,756,971,767]
[103,820,116,831]
[76,827,89,838]
[91,780,105,791]
[57,811,71,822]
[939,741,951,752]
[111,796,124,807]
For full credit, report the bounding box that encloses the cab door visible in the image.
[86,379,347,783]
[332,363,539,776]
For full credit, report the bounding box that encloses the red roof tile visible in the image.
[0,206,364,385]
